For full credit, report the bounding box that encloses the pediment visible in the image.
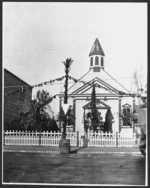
[83,99,110,109]
[71,77,121,95]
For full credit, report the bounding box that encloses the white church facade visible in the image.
[58,38,137,136]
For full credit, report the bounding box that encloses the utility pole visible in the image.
[134,70,141,105]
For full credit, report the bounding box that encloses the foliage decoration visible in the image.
[61,58,73,139]
[62,58,73,104]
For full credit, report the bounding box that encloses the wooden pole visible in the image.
[73,98,76,132]
[119,98,122,133]
[59,97,62,132]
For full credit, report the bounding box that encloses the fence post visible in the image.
[115,132,118,147]
[76,131,79,147]
[39,131,41,146]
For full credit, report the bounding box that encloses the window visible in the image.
[95,56,99,65]
[90,57,93,66]
[101,57,104,66]
[122,104,132,127]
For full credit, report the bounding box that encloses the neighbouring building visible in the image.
[58,38,138,136]
[4,69,32,123]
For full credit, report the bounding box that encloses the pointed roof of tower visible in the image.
[89,38,105,57]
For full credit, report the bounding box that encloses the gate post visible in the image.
[115,132,118,147]
[76,131,79,147]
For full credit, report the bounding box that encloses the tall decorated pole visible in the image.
[59,58,73,154]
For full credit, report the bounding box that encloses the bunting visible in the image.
[4,75,136,97]
[68,76,78,83]
[5,86,57,103]
[4,88,26,96]
[33,76,66,88]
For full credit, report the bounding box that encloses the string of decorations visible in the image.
[4,75,81,97]
[68,76,78,83]
[5,85,57,103]
[4,87,25,97]
[33,76,66,88]
[4,76,66,96]
[4,74,136,98]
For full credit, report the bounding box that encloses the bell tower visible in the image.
[89,38,105,72]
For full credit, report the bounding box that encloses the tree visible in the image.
[84,111,104,132]
[28,90,54,131]
[104,109,114,133]
[90,84,99,131]
[4,90,59,132]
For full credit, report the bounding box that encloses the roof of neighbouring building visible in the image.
[4,68,32,88]
[89,38,105,57]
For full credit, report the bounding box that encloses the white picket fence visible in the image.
[87,132,116,147]
[4,130,136,147]
[4,131,83,147]
[87,131,136,147]
[118,134,136,147]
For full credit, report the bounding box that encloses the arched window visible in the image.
[95,56,99,65]
[122,104,132,127]
[90,57,93,66]
[101,57,104,66]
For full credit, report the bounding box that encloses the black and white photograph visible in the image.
[2,2,147,186]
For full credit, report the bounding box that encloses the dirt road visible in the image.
[3,152,146,185]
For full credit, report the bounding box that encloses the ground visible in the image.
[3,151,145,185]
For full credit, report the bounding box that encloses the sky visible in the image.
[3,2,147,93]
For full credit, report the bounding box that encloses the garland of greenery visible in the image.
[4,75,136,98]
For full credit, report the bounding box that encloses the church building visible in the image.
[58,38,137,136]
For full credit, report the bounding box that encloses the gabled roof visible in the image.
[72,77,121,95]
[89,38,105,57]
[4,68,32,88]
[67,68,134,97]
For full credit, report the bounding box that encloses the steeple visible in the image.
[89,38,105,72]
